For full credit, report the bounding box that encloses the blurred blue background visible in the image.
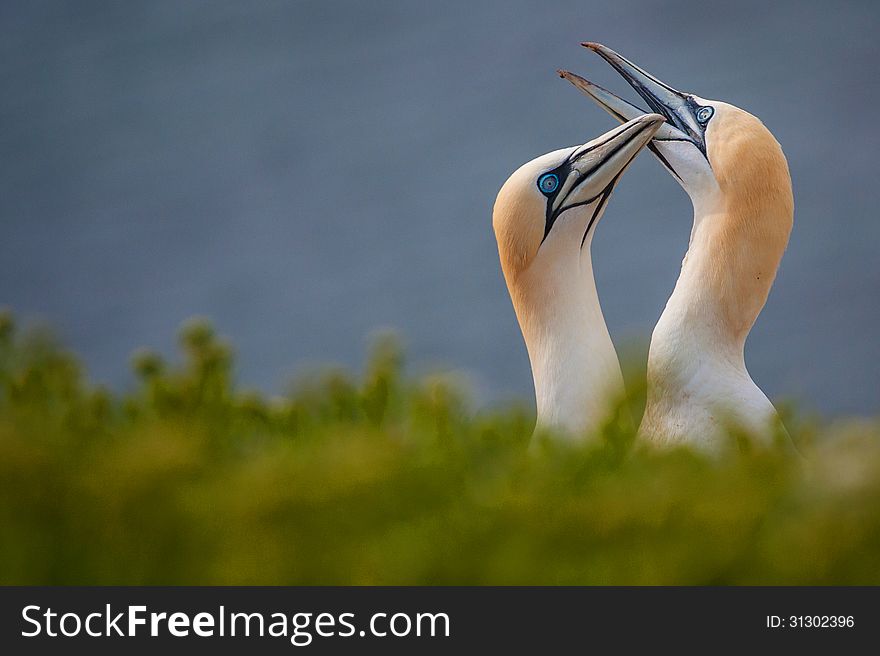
[1,0,877,415]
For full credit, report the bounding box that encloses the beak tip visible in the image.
[581,42,601,51]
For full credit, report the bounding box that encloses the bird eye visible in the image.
[696,106,714,123]
[538,173,559,194]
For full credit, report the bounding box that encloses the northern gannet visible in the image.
[561,44,794,451]
[493,113,664,439]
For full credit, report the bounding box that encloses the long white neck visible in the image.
[640,112,794,449]
[650,197,747,379]
[516,241,624,439]
[643,193,781,445]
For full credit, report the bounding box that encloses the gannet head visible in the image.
[494,113,663,437]
[493,113,664,295]
[561,44,794,342]
[560,44,794,218]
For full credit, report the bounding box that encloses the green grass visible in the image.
[1,308,879,585]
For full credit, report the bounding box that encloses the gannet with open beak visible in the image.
[493,113,664,439]
[561,44,794,451]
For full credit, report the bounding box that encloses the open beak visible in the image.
[558,43,707,175]
[557,69,682,141]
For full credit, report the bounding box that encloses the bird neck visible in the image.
[513,246,623,438]
[649,191,789,387]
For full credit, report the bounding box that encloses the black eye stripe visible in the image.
[538,160,572,240]
[540,120,646,243]
[647,142,683,182]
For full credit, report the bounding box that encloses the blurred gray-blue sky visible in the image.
[1,0,878,415]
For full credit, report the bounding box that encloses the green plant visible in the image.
[0,310,878,584]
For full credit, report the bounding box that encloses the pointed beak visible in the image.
[557,69,682,142]
[551,113,664,237]
[541,113,664,246]
[560,112,666,211]
[560,43,706,156]
[567,112,666,182]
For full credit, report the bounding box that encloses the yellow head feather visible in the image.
[700,105,794,340]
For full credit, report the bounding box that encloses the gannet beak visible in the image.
[561,113,666,208]
[541,112,664,246]
[566,112,666,185]
[557,70,682,142]
[561,43,707,157]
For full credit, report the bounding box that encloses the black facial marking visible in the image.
[635,97,712,174]
[538,159,572,240]
[651,95,708,157]
[683,96,712,157]
[647,142,682,182]
[616,79,712,161]
[581,187,612,248]
[579,144,644,248]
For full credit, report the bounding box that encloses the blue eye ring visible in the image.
[538,173,559,195]
[696,106,714,124]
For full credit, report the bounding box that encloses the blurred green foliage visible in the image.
[1,308,879,585]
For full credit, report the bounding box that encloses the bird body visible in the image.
[562,45,794,452]
[642,107,792,448]
[494,115,664,439]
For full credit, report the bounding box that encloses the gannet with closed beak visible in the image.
[494,113,664,439]
[561,44,794,451]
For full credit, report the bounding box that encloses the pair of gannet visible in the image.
[494,44,793,452]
